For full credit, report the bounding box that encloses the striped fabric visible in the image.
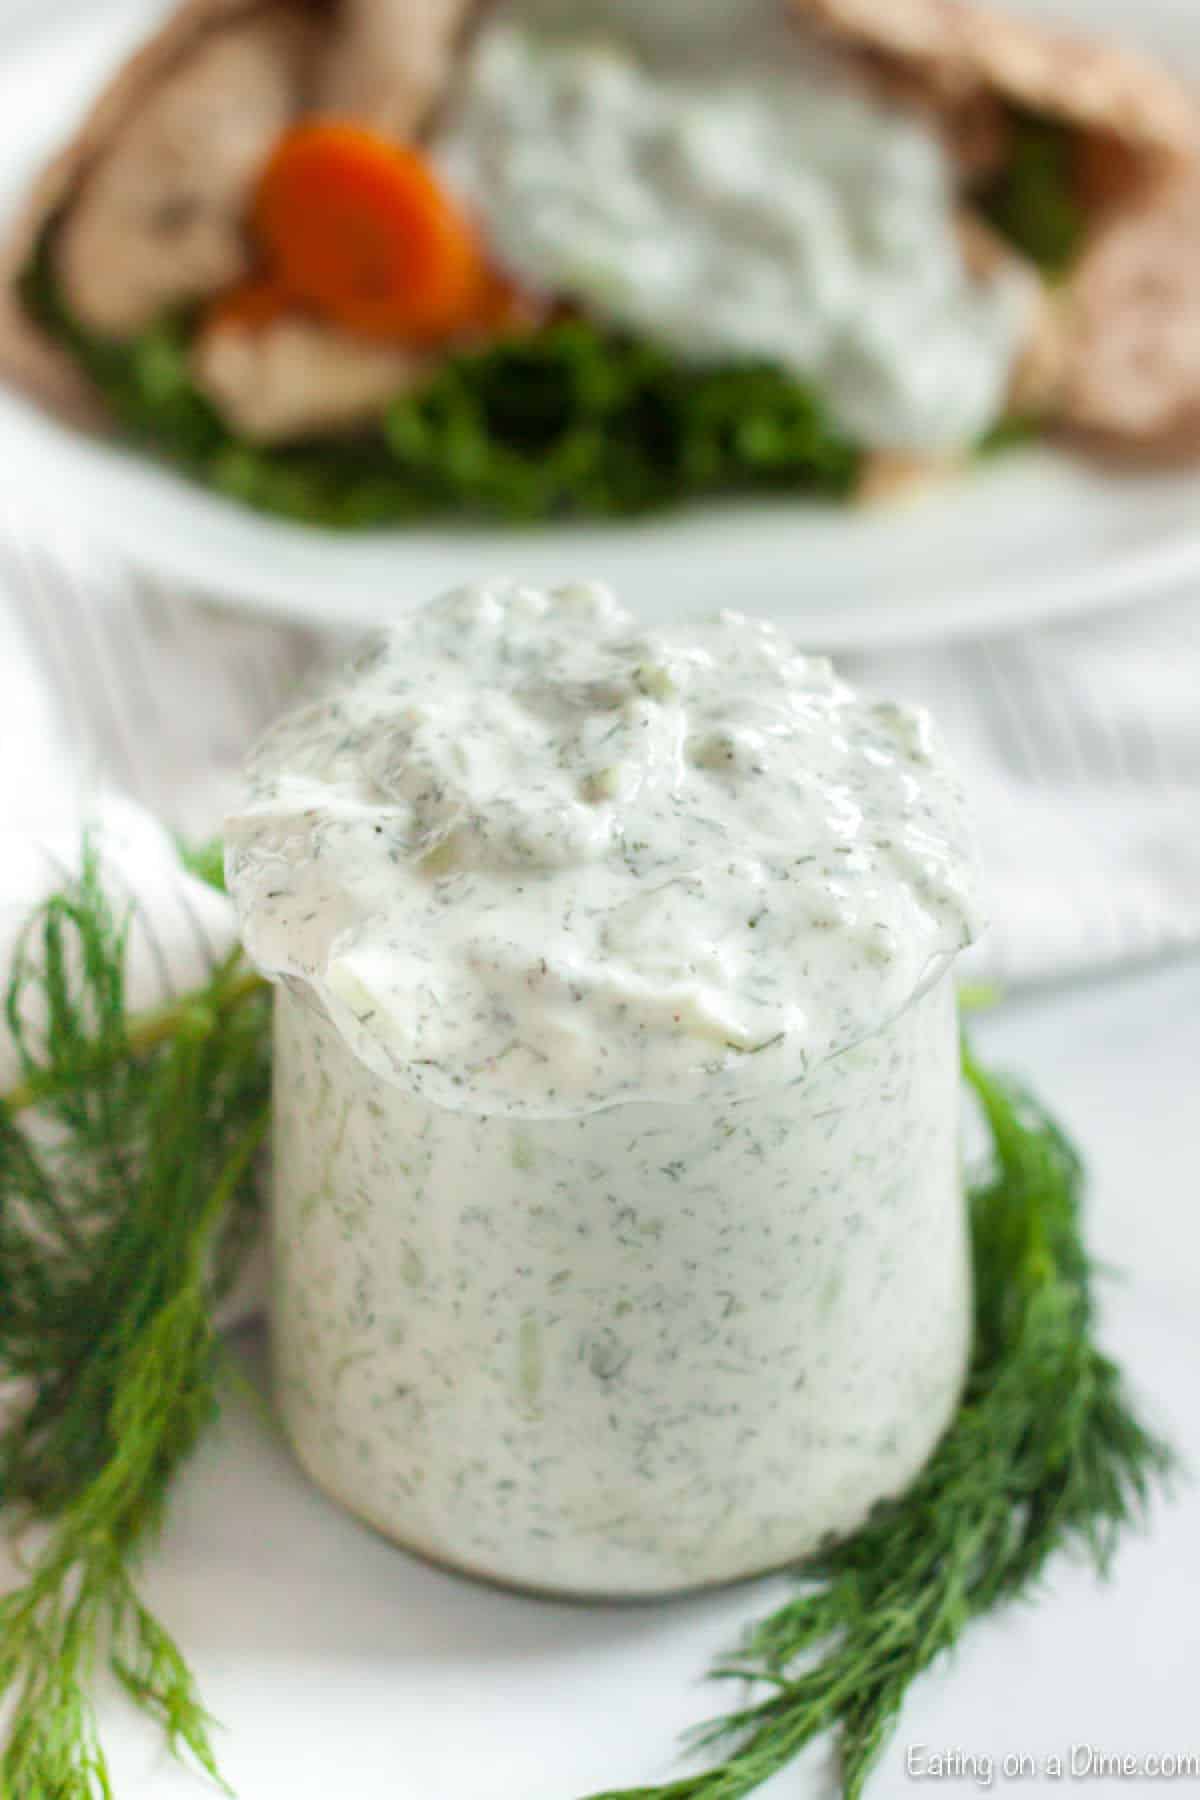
[845,608,1200,985]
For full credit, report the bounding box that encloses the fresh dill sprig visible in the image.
[585,1046,1172,1800]
[0,852,1172,1800]
[0,845,269,1799]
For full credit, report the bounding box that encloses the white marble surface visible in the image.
[4,957,1198,1798]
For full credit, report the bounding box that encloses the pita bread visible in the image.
[0,0,479,420]
[794,0,1200,456]
[791,0,1200,178]
[0,0,276,421]
[320,0,486,137]
[57,9,322,336]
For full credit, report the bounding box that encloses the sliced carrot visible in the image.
[253,122,486,343]
[203,273,295,335]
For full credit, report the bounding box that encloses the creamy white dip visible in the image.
[228,580,979,1117]
[228,579,982,1594]
[435,4,1030,452]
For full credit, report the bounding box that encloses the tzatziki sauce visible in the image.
[434,5,1031,453]
[227,579,982,1595]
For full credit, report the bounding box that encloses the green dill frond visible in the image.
[177,837,229,895]
[0,844,268,1798]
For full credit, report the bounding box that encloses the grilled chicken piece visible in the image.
[58,7,322,337]
[192,312,425,441]
[319,0,483,136]
[1058,168,1200,456]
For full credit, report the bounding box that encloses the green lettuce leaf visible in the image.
[18,227,860,525]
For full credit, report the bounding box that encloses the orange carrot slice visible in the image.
[253,122,485,342]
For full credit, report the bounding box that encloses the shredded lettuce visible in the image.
[980,114,1087,279]
[19,228,860,525]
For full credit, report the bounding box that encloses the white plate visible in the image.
[4,0,1200,649]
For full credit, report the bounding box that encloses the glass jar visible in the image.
[230,579,981,1599]
[269,967,968,1599]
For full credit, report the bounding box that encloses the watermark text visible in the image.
[906,1744,1200,1785]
